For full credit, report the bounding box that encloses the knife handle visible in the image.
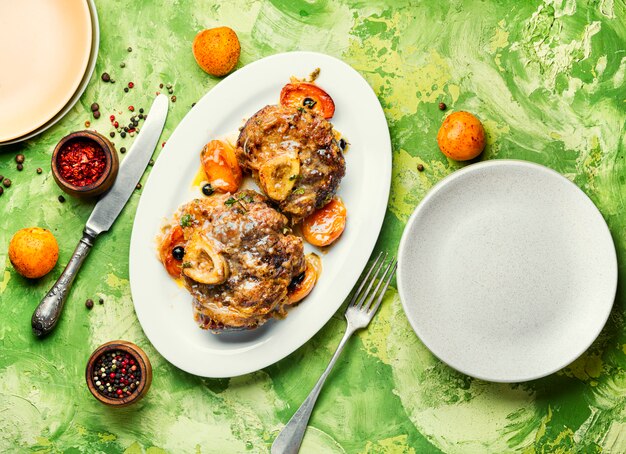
[31,230,97,337]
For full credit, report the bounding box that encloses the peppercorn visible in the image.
[171,96,176,102]
[91,103,99,112]
[0,187,3,196]
[120,62,126,68]
[159,83,163,89]
[120,131,126,138]
[127,46,132,52]
[136,183,142,190]
[438,102,447,111]
[93,111,101,119]
[138,114,144,119]
[202,183,214,196]
[124,87,129,93]
[166,83,172,89]
[139,108,144,113]
[110,132,115,138]
[417,164,425,172]
[110,79,116,84]
[168,88,173,95]
[120,147,126,154]
[36,168,42,174]
[85,120,91,128]
[148,159,154,166]
[101,72,110,82]
[192,103,196,108]
[85,299,94,309]
[99,297,104,304]
[172,246,185,260]
[17,164,23,171]
[128,82,134,89]
[58,195,66,203]
[128,105,134,111]
[3,178,11,187]
[15,154,25,164]
[0,175,3,182]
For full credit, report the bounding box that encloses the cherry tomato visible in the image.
[302,198,346,247]
[288,254,321,304]
[280,83,335,119]
[201,140,242,193]
[159,225,186,278]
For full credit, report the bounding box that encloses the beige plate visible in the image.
[0,0,92,142]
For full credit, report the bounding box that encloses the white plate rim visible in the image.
[397,159,618,383]
[129,51,392,377]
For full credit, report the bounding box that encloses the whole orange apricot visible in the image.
[437,111,486,161]
[192,27,240,77]
[9,227,59,279]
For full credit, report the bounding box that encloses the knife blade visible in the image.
[31,94,169,337]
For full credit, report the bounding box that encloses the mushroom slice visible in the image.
[183,232,229,285]
[258,153,300,201]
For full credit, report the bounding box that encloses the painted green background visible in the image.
[1,0,625,452]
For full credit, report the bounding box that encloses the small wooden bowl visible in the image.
[51,130,119,198]
[85,340,152,407]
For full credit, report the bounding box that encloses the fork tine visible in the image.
[354,252,388,309]
[367,260,397,316]
[361,257,396,313]
[347,251,384,307]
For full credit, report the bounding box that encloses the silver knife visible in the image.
[31,94,169,337]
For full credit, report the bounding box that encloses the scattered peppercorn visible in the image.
[85,120,91,128]
[124,87,129,93]
[417,164,425,172]
[127,46,132,52]
[438,102,447,111]
[93,111,101,119]
[148,159,154,166]
[15,154,25,164]
[138,114,144,119]
[128,105,134,111]
[202,183,214,196]
[159,83,163,89]
[3,178,11,187]
[58,195,66,203]
[191,103,196,108]
[17,164,23,171]
[36,168,42,174]
[91,103,99,112]
[135,183,142,190]
[110,79,116,84]
[168,88,173,95]
[101,72,111,82]
[0,187,3,196]
[120,62,126,68]
[128,82,134,89]
[120,131,126,138]
[85,298,94,309]
[171,95,176,102]
[120,147,126,154]
[166,83,172,89]
[99,297,104,305]
[139,108,144,113]
[110,132,115,138]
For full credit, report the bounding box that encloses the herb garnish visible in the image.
[225,194,254,212]
[293,188,305,195]
[180,214,193,227]
[182,261,192,269]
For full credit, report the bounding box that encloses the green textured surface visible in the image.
[1,0,626,452]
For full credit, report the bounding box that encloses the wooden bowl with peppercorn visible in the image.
[51,130,119,198]
[86,340,152,407]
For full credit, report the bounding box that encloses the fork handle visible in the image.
[271,326,356,454]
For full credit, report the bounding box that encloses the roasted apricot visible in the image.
[302,197,346,247]
[280,83,335,119]
[288,254,322,304]
[159,225,186,279]
[8,227,59,279]
[436,111,486,161]
[201,140,242,193]
[192,27,240,77]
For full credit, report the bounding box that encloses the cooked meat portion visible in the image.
[171,190,306,331]
[236,105,345,221]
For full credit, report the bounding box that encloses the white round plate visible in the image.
[130,52,391,378]
[397,160,617,382]
[0,0,99,146]
[0,0,93,142]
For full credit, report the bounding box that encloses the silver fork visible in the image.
[271,252,397,454]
